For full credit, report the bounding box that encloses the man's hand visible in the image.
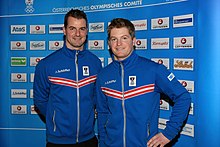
[147,133,170,147]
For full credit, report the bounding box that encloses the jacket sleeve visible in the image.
[33,60,50,117]
[93,59,103,108]
[95,75,109,146]
[155,64,191,140]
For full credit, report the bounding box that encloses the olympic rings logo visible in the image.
[25,6,35,13]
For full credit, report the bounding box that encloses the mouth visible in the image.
[116,47,124,51]
[73,37,81,40]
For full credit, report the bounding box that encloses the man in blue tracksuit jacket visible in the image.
[96,18,191,147]
[33,9,102,147]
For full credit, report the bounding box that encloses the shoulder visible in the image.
[44,49,62,61]
[138,56,156,64]
[137,56,160,69]
[84,50,100,61]
[36,49,62,68]
[84,50,102,68]
[97,62,114,77]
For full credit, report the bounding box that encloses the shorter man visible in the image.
[96,18,191,147]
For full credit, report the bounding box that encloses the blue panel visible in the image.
[197,0,220,146]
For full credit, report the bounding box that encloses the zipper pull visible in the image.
[75,51,79,64]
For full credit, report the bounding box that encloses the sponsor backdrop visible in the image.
[0,0,219,146]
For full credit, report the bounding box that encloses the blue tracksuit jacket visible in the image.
[96,51,191,147]
[33,45,102,144]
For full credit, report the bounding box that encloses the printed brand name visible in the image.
[105,80,116,85]
[55,69,70,73]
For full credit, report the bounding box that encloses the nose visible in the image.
[75,29,80,36]
[117,39,122,45]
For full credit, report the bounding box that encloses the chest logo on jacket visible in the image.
[83,66,89,76]
[129,76,136,86]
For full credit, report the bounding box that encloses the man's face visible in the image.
[108,27,136,61]
[63,17,87,50]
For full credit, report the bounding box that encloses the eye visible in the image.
[110,38,117,42]
[122,36,128,40]
[69,27,76,31]
[80,27,87,31]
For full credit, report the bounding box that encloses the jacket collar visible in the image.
[61,44,86,59]
[112,50,138,68]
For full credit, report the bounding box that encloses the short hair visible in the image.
[64,9,88,28]
[107,18,135,40]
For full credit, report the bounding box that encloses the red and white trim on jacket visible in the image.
[48,75,97,88]
[101,84,155,100]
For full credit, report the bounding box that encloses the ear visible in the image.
[63,26,66,35]
[108,40,111,47]
[132,37,136,46]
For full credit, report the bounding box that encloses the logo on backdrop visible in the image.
[151,58,170,69]
[151,17,169,30]
[11,41,26,50]
[30,25,45,34]
[173,36,194,49]
[88,40,104,50]
[131,20,147,31]
[30,57,43,66]
[49,41,64,50]
[11,89,27,98]
[173,14,193,28]
[151,38,169,49]
[11,25,26,34]
[11,57,27,66]
[173,58,194,71]
[89,22,104,32]
[11,73,27,82]
[25,0,35,13]
[11,105,27,114]
[135,39,147,50]
[30,41,46,50]
[178,80,195,93]
[160,99,169,110]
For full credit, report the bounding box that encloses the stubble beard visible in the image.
[67,37,86,50]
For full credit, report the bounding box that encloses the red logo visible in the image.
[158,59,163,64]
[158,19,163,25]
[35,58,41,62]
[181,38,187,44]
[35,26,40,30]
[16,42,21,47]
[17,106,22,111]
[54,42,59,46]
[181,81,187,87]
[160,100,163,105]
[94,41,99,46]
[17,74,22,79]
[136,40,141,46]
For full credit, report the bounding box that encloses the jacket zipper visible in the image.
[147,123,150,137]
[120,62,126,147]
[75,51,80,143]
[53,110,56,132]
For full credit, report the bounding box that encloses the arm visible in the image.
[93,59,103,108]
[147,133,170,147]
[148,64,191,146]
[33,61,50,117]
[95,76,109,147]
